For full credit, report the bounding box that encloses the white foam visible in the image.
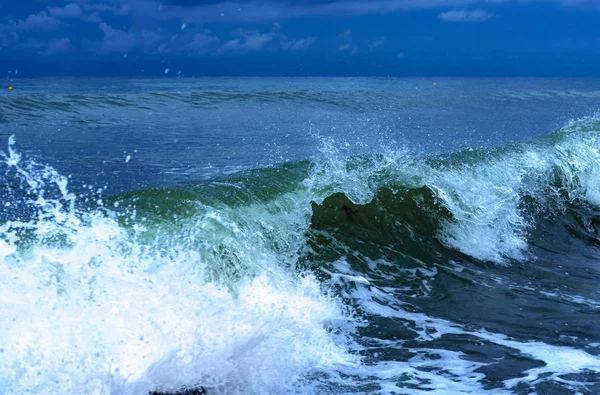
[347,284,600,393]
[552,120,600,207]
[424,150,548,264]
[4,114,600,394]
[0,139,358,394]
[422,117,600,264]
[0,253,354,394]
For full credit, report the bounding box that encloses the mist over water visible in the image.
[1,78,600,394]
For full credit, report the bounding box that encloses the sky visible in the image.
[0,0,599,77]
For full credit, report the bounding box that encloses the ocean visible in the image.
[1,77,599,394]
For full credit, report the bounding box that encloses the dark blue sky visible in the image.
[1,0,599,77]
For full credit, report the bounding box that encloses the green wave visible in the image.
[91,116,600,270]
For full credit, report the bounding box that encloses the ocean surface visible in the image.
[1,77,600,394]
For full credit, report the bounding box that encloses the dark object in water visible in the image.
[149,387,207,395]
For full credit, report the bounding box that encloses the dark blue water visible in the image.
[1,78,600,394]
[3,78,599,193]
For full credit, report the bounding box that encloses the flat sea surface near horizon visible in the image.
[1,77,600,394]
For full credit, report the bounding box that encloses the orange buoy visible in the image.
[7,86,13,91]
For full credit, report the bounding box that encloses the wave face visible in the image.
[2,104,600,391]
[307,117,600,263]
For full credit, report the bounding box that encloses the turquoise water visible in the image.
[1,78,600,394]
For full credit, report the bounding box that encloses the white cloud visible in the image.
[116,5,132,16]
[188,31,220,54]
[98,23,136,52]
[339,28,352,39]
[236,31,274,51]
[6,0,592,32]
[42,37,72,55]
[337,43,357,54]
[123,0,555,23]
[281,37,316,51]
[131,0,478,22]
[14,12,61,32]
[371,39,385,48]
[0,32,19,48]
[214,23,317,54]
[219,28,276,53]
[83,12,102,23]
[83,3,120,13]
[438,9,494,22]
[48,4,83,19]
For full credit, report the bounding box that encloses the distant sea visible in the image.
[1,78,600,394]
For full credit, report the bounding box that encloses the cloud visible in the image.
[337,43,357,53]
[42,38,72,55]
[213,23,315,54]
[4,0,593,34]
[47,3,106,23]
[559,0,600,6]
[188,30,220,54]
[82,3,120,13]
[339,28,352,39]
[107,0,490,23]
[97,23,136,52]
[438,9,494,22]
[48,4,83,19]
[116,4,132,16]
[219,28,276,54]
[0,32,20,48]
[281,37,316,51]
[83,13,103,23]
[371,38,385,48]
[14,12,61,32]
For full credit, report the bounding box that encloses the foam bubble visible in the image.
[0,138,357,394]
[422,117,600,263]
[343,282,600,393]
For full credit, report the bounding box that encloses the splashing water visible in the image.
[2,114,600,394]
[0,136,358,395]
